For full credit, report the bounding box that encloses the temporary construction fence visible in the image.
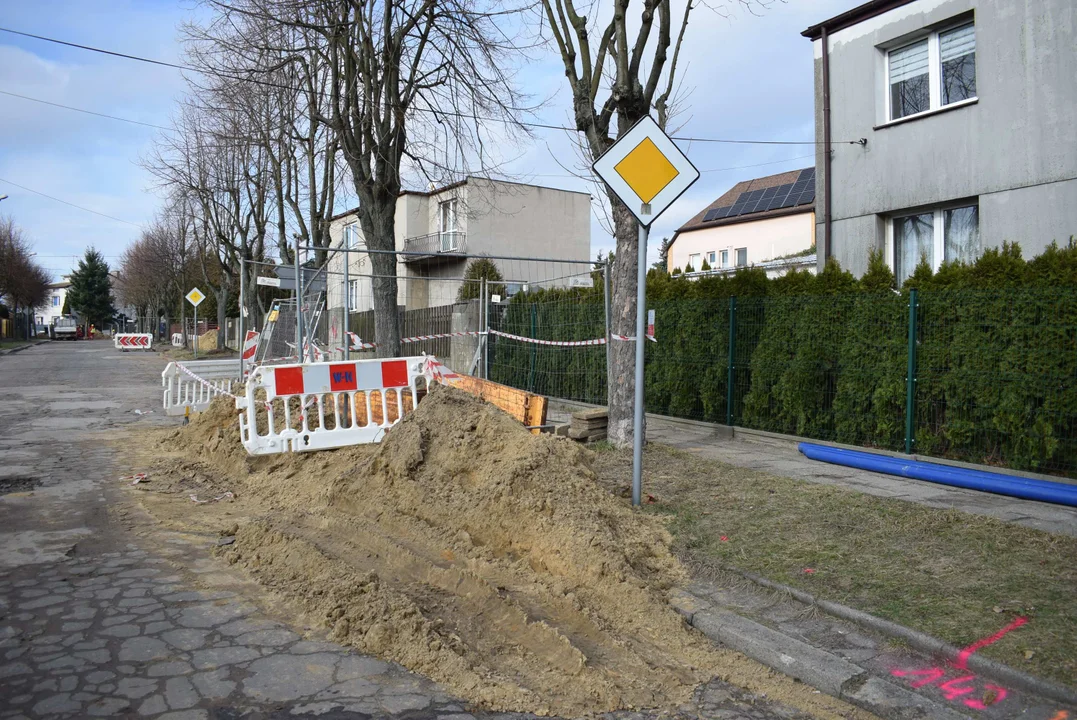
[238,356,431,454]
[162,359,245,416]
[485,282,1077,480]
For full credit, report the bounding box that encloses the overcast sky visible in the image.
[0,0,851,279]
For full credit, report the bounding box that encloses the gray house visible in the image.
[803,0,1077,282]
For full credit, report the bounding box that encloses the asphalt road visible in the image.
[0,340,825,720]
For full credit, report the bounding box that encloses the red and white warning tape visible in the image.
[490,330,656,346]
[175,362,240,400]
[337,330,482,353]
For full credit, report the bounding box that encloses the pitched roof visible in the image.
[802,0,918,40]
[675,167,815,235]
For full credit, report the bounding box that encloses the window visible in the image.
[439,199,458,251]
[344,223,362,248]
[707,251,716,265]
[687,253,701,271]
[347,279,359,309]
[891,203,979,284]
[52,296,60,307]
[887,21,976,121]
[735,248,748,267]
[720,250,729,268]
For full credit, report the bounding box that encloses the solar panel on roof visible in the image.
[800,168,816,178]
[778,194,798,209]
[702,208,721,222]
[795,190,815,206]
[761,186,778,199]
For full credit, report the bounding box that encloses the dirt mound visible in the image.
[135,387,868,718]
[220,387,715,713]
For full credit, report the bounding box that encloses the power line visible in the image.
[0,90,170,130]
[529,153,815,180]
[0,25,864,147]
[0,178,142,228]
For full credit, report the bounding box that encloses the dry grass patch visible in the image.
[589,443,1077,688]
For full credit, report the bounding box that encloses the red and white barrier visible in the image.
[241,330,260,360]
[115,333,153,351]
[162,360,242,416]
[237,356,430,455]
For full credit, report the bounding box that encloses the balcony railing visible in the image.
[402,231,466,260]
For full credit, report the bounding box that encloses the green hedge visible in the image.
[488,242,1077,477]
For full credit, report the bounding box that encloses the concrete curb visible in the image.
[0,341,47,357]
[670,588,972,720]
[726,566,1077,708]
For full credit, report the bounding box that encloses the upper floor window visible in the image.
[720,250,729,268]
[891,202,980,284]
[735,248,748,267]
[52,296,60,307]
[439,198,459,251]
[888,21,976,121]
[687,253,701,272]
[707,251,716,265]
[344,222,362,249]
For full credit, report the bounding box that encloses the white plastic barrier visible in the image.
[162,360,243,416]
[171,333,184,347]
[115,333,153,351]
[238,357,429,455]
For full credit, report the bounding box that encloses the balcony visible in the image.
[401,231,466,262]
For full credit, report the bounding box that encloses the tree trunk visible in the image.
[180,293,187,348]
[607,199,645,448]
[216,286,229,351]
[359,198,401,359]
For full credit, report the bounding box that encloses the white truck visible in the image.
[51,315,80,340]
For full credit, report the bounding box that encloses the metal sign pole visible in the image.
[342,240,350,361]
[193,304,198,361]
[238,256,245,378]
[632,220,649,507]
[294,237,306,363]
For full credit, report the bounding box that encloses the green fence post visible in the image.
[528,302,537,392]
[904,288,919,454]
[726,296,737,426]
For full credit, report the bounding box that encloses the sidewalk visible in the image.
[549,403,1077,537]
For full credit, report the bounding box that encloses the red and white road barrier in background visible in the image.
[241,330,260,360]
[238,356,430,455]
[115,333,153,351]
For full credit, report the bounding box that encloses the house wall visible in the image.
[811,0,1077,276]
[670,212,815,272]
[326,179,591,313]
[36,283,70,325]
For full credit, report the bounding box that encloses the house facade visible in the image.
[804,0,1077,282]
[669,167,816,276]
[35,279,71,327]
[325,177,591,312]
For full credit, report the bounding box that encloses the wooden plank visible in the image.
[444,374,546,434]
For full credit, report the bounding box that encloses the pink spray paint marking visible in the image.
[954,616,1028,669]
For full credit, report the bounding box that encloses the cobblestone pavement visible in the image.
[0,341,824,719]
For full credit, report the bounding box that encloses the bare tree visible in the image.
[200,0,531,357]
[0,216,52,338]
[539,0,765,446]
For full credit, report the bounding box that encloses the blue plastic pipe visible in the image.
[797,443,1077,508]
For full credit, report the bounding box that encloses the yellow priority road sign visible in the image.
[592,116,699,228]
[185,287,206,307]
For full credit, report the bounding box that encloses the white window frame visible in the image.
[687,253,701,271]
[885,200,980,278]
[707,251,716,265]
[439,198,459,251]
[347,279,359,309]
[884,20,977,123]
[344,222,362,249]
[735,247,748,267]
[720,249,729,268]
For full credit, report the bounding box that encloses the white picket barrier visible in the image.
[238,356,430,455]
[115,333,153,351]
[162,360,243,416]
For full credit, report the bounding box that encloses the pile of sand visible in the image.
[135,389,865,718]
[197,329,218,352]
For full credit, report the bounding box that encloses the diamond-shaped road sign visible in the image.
[185,287,206,307]
[592,115,699,228]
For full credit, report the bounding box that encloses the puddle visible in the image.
[0,477,40,496]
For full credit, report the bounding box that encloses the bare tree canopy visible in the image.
[0,216,51,338]
[538,0,766,446]
[200,0,532,357]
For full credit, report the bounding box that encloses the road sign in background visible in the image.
[186,288,206,307]
[592,115,699,227]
